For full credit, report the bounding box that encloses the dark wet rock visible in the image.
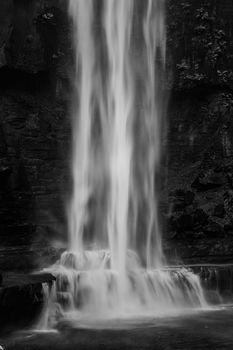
[213,204,226,218]
[0,272,55,334]
[170,189,195,210]
[175,214,193,232]
[184,191,195,206]
[168,208,209,240]
[203,221,224,238]
[192,209,209,228]
[191,172,225,191]
[0,1,13,67]
[1,272,55,288]
[167,1,233,90]
[3,2,68,75]
[166,91,233,258]
[224,224,233,237]
[0,165,11,190]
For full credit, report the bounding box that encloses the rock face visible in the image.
[0,0,71,270]
[0,0,233,270]
[167,0,233,90]
[164,0,233,262]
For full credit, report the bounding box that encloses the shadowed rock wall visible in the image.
[165,0,233,262]
[0,0,233,270]
[0,0,71,270]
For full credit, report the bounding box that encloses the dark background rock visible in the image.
[0,0,233,270]
[162,0,233,263]
[0,0,71,271]
[0,271,55,335]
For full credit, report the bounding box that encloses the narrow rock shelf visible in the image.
[1,272,56,289]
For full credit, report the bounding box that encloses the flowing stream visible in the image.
[38,0,207,329]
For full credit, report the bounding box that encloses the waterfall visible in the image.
[39,0,208,328]
[68,0,165,271]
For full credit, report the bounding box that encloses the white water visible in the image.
[39,0,207,328]
[68,0,165,268]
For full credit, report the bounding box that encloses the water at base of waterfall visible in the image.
[9,307,233,350]
[37,250,207,330]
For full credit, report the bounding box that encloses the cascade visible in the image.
[39,0,208,328]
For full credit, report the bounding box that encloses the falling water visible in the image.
[68,0,165,272]
[40,0,207,328]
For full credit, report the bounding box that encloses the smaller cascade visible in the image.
[191,265,233,304]
[34,282,55,331]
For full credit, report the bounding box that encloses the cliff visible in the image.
[0,0,233,270]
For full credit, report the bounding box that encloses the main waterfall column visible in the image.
[104,0,134,274]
